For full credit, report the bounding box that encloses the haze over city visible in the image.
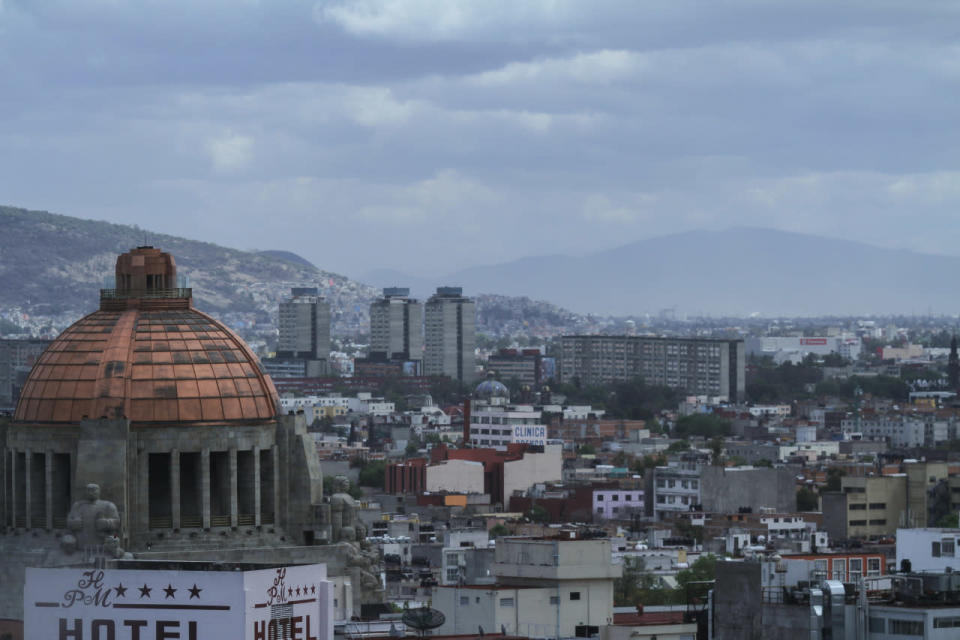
[2,0,959,282]
[9,5,960,640]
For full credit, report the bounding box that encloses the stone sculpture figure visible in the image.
[329,475,365,543]
[64,483,121,551]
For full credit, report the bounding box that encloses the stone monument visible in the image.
[62,483,122,554]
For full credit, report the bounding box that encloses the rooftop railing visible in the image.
[100,288,192,300]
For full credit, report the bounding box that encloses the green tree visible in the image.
[674,414,731,439]
[489,524,511,538]
[709,437,724,466]
[937,512,960,528]
[405,434,423,457]
[527,504,550,523]
[357,460,386,489]
[667,440,690,453]
[825,468,845,492]
[578,444,597,455]
[797,487,819,511]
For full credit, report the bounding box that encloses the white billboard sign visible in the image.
[25,564,332,640]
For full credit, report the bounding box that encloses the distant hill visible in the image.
[0,205,375,317]
[370,228,960,316]
[256,250,318,270]
[0,206,585,338]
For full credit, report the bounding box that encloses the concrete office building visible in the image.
[559,335,745,401]
[433,537,621,638]
[277,287,330,376]
[646,461,702,520]
[487,348,543,387]
[424,287,476,383]
[368,287,423,374]
[700,465,798,514]
[821,475,908,541]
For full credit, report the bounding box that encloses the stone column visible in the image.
[201,448,211,529]
[170,449,180,530]
[253,446,261,527]
[272,444,280,527]
[24,449,31,530]
[229,447,238,528]
[45,450,53,530]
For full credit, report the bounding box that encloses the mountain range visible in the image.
[362,228,960,317]
[3,204,955,322]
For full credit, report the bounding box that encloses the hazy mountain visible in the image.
[255,250,318,270]
[358,268,437,300]
[371,228,960,316]
[0,205,375,316]
[0,206,583,338]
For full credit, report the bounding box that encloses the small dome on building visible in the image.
[474,372,509,402]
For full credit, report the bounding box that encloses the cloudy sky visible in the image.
[1,1,958,279]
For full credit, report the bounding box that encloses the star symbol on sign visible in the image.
[296,586,301,596]
[114,583,128,598]
[288,587,293,597]
[311,585,316,595]
[188,584,202,600]
[163,584,177,599]
[138,584,152,599]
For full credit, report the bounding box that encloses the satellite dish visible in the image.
[402,607,446,637]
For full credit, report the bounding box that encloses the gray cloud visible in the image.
[1,0,959,282]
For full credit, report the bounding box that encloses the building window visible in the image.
[849,558,863,577]
[934,616,960,628]
[596,495,604,501]
[888,619,923,635]
[943,538,956,557]
[611,495,619,502]
[597,508,603,514]
[814,559,828,577]
[832,559,846,582]
[869,502,886,510]
[869,519,886,526]
[933,541,942,557]
[570,592,581,601]
[460,596,469,605]
[868,618,885,633]
[624,495,632,501]
[500,598,515,608]
[867,558,881,577]
[550,596,559,605]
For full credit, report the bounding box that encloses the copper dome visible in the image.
[14,247,279,425]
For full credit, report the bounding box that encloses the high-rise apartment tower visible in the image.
[369,287,423,365]
[277,287,330,376]
[424,287,476,383]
